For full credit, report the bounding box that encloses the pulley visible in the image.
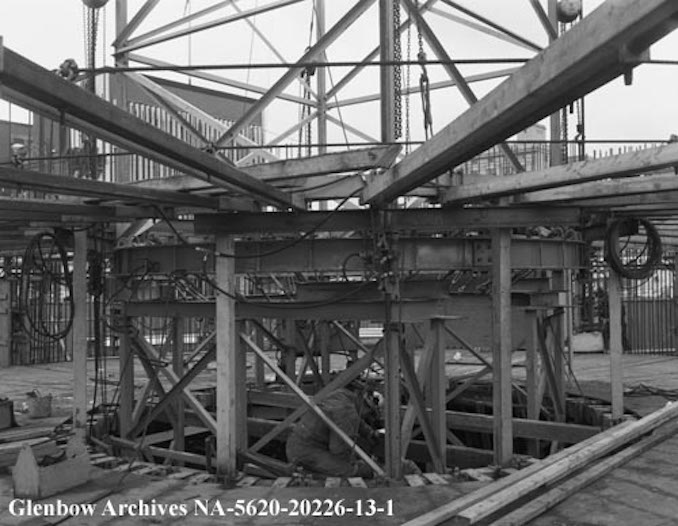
[557,0,582,23]
[82,0,109,8]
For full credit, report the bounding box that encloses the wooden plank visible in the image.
[399,342,445,472]
[447,143,678,205]
[422,472,449,485]
[236,475,259,487]
[405,474,428,487]
[362,0,678,204]
[401,401,678,526]
[492,421,678,526]
[325,477,342,488]
[347,477,368,488]
[142,426,208,446]
[272,477,292,488]
[492,229,513,465]
[517,169,678,204]
[0,167,217,208]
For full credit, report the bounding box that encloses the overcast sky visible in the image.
[1,0,677,149]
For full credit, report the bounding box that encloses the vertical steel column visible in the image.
[73,230,89,444]
[548,0,563,167]
[492,228,513,465]
[609,270,624,421]
[316,0,328,155]
[112,0,130,183]
[380,0,396,143]
[215,236,237,480]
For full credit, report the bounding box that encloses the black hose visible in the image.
[604,217,662,280]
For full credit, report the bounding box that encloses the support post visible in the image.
[609,270,624,421]
[72,230,88,444]
[172,317,185,458]
[320,321,331,383]
[384,320,402,479]
[215,235,237,481]
[492,228,513,465]
[548,0,563,168]
[253,321,266,387]
[379,0,396,143]
[429,317,447,470]
[118,308,134,437]
[112,0,131,183]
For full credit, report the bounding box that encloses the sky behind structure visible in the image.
[0,0,677,149]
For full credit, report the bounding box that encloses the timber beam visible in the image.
[0,167,218,209]
[194,207,584,235]
[515,169,678,204]
[0,41,301,210]
[446,143,678,205]
[363,0,678,205]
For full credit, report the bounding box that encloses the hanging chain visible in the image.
[416,1,433,139]
[404,3,412,153]
[393,0,402,140]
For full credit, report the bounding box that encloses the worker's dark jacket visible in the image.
[286,388,371,477]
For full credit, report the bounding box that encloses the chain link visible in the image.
[393,0,402,140]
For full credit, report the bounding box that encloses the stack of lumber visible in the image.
[403,401,678,525]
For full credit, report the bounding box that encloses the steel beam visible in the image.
[362,0,678,205]
[215,0,377,146]
[0,42,300,210]
[112,0,161,47]
[116,0,303,55]
[194,207,583,235]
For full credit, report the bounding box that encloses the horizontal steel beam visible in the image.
[363,0,678,204]
[114,237,584,276]
[0,41,300,210]
[194,207,584,235]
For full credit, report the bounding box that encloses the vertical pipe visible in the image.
[73,230,89,444]
[215,236,237,481]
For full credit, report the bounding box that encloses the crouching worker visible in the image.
[286,381,380,478]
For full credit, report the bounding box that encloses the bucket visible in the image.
[26,390,52,419]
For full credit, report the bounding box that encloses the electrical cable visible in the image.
[152,188,361,261]
[604,217,662,280]
[19,231,74,341]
